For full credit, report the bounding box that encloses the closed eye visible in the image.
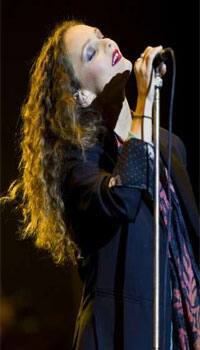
[85,36,105,62]
[82,29,105,62]
[86,46,96,61]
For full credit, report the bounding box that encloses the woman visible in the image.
[2,20,199,349]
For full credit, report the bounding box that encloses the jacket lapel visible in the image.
[100,129,119,171]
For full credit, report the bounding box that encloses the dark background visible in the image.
[1,1,199,349]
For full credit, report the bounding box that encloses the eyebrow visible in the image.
[81,28,101,61]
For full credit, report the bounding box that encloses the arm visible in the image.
[130,46,166,144]
[62,138,154,225]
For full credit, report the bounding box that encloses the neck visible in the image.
[114,98,132,141]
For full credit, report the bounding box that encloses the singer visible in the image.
[2,20,199,349]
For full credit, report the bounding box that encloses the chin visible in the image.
[123,58,133,72]
[115,57,132,75]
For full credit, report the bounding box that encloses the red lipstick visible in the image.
[112,49,122,66]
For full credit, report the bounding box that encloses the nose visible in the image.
[102,38,113,52]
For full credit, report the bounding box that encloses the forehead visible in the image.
[63,24,97,54]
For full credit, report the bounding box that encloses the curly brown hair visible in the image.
[1,19,105,266]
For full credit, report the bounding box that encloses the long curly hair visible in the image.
[1,19,105,265]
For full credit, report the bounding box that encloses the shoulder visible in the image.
[160,127,187,167]
[64,128,118,171]
[65,142,104,164]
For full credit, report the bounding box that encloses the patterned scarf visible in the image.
[160,167,200,349]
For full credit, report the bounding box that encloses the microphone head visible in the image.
[153,48,170,69]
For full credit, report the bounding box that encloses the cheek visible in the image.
[83,59,113,91]
[87,61,110,79]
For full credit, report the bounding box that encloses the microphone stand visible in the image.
[152,69,163,350]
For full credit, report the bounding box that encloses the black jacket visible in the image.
[61,127,199,350]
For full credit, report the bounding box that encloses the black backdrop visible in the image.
[1,1,199,349]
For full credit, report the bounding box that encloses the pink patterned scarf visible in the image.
[160,167,200,349]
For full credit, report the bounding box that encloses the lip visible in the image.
[112,49,122,66]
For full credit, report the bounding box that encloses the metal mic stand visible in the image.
[152,69,163,350]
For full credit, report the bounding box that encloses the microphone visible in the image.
[153,48,170,69]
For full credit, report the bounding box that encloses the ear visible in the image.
[74,89,97,108]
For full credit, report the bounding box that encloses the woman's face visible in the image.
[63,24,132,98]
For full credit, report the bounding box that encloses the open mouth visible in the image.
[112,49,122,66]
